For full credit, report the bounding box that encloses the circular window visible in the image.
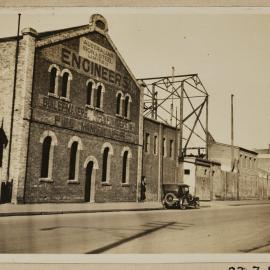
[96,20,106,30]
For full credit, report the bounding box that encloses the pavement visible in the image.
[1,202,270,253]
[0,199,270,217]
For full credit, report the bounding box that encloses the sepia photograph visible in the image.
[0,3,270,264]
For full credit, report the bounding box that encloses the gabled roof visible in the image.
[37,24,88,39]
[0,14,143,92]
[33,14,143,92]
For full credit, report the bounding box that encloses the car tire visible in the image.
[164,192,177,208]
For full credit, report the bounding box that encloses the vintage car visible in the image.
[162,184,200,209]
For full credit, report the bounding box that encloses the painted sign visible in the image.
[79,37,116,71]
[59,46,130,90]
[39,95,136,134]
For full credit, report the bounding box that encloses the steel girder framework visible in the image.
[138,73,209,159]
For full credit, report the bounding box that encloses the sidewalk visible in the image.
[0,200,269,217]
[0,201,164,217]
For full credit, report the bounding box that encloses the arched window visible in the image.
[48,64,60,96]
[124,94,132,119]
[101,142,113,183]
[116,93,122,115]
[69,141,78,180]
[124,96,129,117]
[121,147,132,184]
[95,83,105,110]
[67,136,83,182]
[60,69,72,100]
[102,147,109,182]
[61,72,69,98]
[41,136,52,178]
[49,67,57,94]
[86,81,93,106]
[39,130,58,181]
[122,151,128,183]
[96,85,102,108]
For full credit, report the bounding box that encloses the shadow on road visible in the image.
[239,241,270,252]
[39,221,194,253]
[85,221,193,254]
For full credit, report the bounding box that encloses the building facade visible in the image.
[183,157,222,201]
[209,141,270,200]
[0,14,144,203]
[142,117,182,201]
[1,14,269,204]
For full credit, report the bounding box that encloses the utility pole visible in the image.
[231,94,234,172]
[206,95,209,160]
[179,82,184,161]
[174,106,178,183]
[170,66,175,126]
[7,13,21,181]
[151,83,155,119]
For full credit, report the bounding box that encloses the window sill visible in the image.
[115,114,123,118]
[39,178,53,183]
[60,96,71,102]
[95,107,104,113]
[121,183,130,187]
[67,180,80,184]
[85,104,94,110]
[48,93,59,98]
[123,116,131,121]
[101,182,111,186]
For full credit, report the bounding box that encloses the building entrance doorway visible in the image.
[85,161,93,202]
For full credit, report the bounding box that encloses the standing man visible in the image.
[140,176,146,202]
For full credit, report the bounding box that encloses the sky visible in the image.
[0,7,270,150]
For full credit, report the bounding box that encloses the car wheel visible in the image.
[164,192,177,208]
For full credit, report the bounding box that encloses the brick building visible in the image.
[0,14,144,203]
[142,117,182,201]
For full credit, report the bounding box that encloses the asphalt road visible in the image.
[0,204,269,253]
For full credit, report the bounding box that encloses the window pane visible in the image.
[122,151,128,183]
[96,85,102,108]
[102,147,109,182]
[124,96,129,117]
[116,94,121,114]
[69,142,78,180]
[62,73,69,97]
[49,68,57,93]
[86,82,92,105]
[41,136,52,178]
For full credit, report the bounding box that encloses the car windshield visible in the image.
[183,186,189,193]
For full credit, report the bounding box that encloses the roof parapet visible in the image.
[21,27,38,37]
[89,14,108,35]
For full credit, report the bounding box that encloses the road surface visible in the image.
[0,204,269,253]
